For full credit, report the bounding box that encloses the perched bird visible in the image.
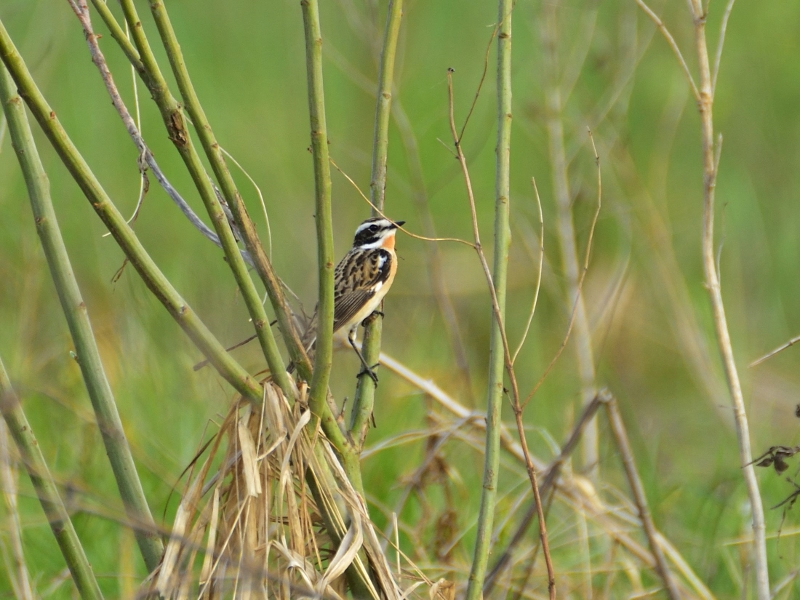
[300,216,404,384]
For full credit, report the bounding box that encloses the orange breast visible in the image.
[380,232,397,250]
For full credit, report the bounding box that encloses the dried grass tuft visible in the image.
[148,382,432,599]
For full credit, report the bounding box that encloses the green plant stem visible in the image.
[465,1,512,598]
[93,0,311,383]
[299,0,345,439]
[297,5,375,593]
[0,356,104,600]
[88,0,145,77]
[88,6,369,590]
[368,0,404,211]
[94,0,293,398]
[143,0,312,385]
[0,61,163,571]
[350,0,404,448]
[0,18,263,407]
[73,1,254,268]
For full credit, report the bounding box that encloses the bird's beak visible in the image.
[392,220,406,229]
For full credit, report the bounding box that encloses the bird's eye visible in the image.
[368,225,378,232]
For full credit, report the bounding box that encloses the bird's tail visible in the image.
[286,314,317,375]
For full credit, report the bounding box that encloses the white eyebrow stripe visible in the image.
[354,219,392,236]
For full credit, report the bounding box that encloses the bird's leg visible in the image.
[349,329,379,386]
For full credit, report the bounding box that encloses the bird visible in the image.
[298,216,404,385]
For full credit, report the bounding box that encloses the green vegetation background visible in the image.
[1,0,800,597]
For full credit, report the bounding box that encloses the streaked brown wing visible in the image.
[333,288,375,333]
[331,248,391,332]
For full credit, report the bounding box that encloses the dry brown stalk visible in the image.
[484,392,605,594]
[634,0,769,595]
[0,421,33,600]
[376,350,715,599]
[602,390,681,600]
[750,334,800,368]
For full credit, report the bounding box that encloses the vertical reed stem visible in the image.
[0,59,163,571]
[351,0,404,447]
[465,1,513,597]
[300,0,335,415]
[298,0,365,491]
[0,355,104,600]
[0,422,33,600]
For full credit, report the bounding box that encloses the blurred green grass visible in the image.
[2,0,800,597]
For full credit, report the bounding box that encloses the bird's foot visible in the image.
[363,310,385,326]
[357,363,380,386]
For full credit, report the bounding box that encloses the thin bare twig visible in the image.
[75,0,254,265]
[329,157,475,248]
[122,19,146,228]
[393,97,475,401]
[101,18,147,236]
[512,178,545,364]
[634,0,700,101]
[458,22,500,143]
[523,130,602,409]
[749,334,800,368]
[712,0,737,95]
[218,146,274,258]
[445,72,514,382]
